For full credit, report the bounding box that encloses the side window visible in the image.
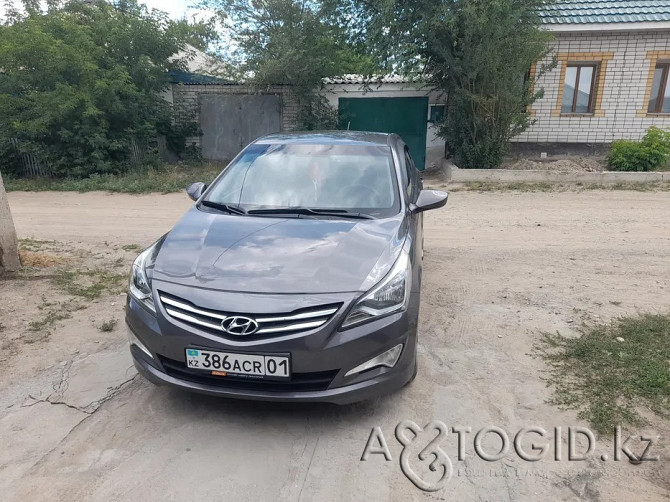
[404,147,418,201]
[553,53,614,117]
[561,63,597,114]
[648,61,670,113]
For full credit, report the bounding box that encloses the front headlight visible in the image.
[128,243,159,313]
[341,251,411,329]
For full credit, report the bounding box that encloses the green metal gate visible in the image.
[338,97,429,170]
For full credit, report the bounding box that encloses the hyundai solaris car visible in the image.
[125,131,448,404]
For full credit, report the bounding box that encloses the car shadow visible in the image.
[157,383,403,425]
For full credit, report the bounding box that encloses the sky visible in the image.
[0,0,230,57]
[0,0,196,20]
[140,0,192,19]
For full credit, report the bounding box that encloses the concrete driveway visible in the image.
[2,189,669,501]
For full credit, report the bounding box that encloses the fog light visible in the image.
[345,344,403,377]
[128,328,153,359]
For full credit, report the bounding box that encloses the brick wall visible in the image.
[171,83,300,149]
[514,29,670,143]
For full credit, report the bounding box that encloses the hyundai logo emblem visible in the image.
[220,316,260,336]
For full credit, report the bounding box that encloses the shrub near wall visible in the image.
[0,0,209,178]
[607,127,670,172]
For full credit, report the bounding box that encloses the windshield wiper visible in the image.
[247,208,374,220]
[200,200,247,215]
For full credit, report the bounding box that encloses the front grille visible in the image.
[158,356,338,392]
[158,292,341,338]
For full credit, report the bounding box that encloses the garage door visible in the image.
[199,94,282,162]
[338,97,429,170]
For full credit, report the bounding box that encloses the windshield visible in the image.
[203,143,400,218]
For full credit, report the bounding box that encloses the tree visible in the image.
[0,171,20,275]
[340,0,554,168]
[0,0,214,177]
[203,0,378,129]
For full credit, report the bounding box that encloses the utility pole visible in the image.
[0,171,20,275]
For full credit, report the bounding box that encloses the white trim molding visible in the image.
[545,21,670,33]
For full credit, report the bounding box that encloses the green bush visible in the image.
[408,0,553,169]
[454,134,507,171]
[0,0,210,178]
[0,140,21,176]
[4,163,223,194]
[607,127,670,172]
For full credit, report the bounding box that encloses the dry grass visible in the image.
[441,181,670,193]
[99,319,118,332]
[19,249,65,268]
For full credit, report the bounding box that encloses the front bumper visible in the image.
[125,286,419,405]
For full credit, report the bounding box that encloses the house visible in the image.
[513,0,670,151]
[176,1,670,166]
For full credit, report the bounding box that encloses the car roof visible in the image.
[254,131,396,147]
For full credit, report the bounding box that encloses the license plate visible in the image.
[185,349,290,380]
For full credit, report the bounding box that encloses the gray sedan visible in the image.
[125,131,448,404]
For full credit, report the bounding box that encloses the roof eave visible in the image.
[544,21,670,33]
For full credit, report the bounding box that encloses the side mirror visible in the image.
[412,189,448,213]
[186,182,207,202]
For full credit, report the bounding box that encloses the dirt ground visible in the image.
[2,188,670,501]
[501,156,607,172]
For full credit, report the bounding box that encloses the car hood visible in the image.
[153,208,407,294]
